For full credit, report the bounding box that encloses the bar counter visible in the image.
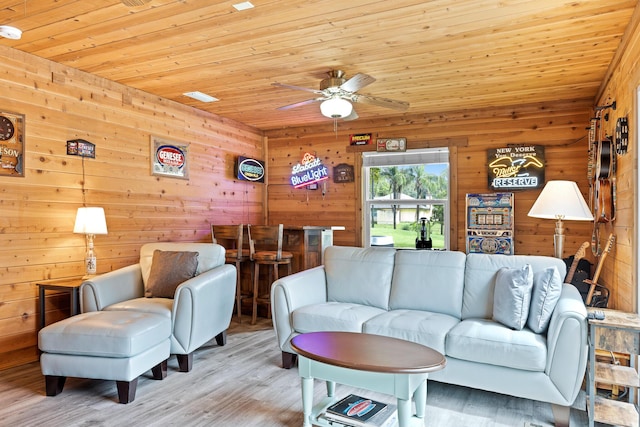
[283,225,345,273]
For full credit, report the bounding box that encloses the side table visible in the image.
[38,280,83,330]
[587,307,640,427]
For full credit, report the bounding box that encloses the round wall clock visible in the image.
[615,116,629,155]
[0,115,15,141]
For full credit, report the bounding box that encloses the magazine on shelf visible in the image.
[323,394,396,427]
[321,405,397,427]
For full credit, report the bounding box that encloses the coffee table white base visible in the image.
[298,354,428,427]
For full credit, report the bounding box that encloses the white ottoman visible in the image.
[38,311,171,404]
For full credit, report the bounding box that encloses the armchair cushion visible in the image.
[140,243,226,286]
[145,250,199,298]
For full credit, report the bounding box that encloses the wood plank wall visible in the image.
[4,14,640,371]
[593,7,640,312]
[265,99,594,259]
[0,46,264,370]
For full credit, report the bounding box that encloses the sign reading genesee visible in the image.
[487,145,545,190]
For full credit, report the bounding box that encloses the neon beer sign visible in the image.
[290,152,329,188]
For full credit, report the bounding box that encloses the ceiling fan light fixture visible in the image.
[320,97,352,119]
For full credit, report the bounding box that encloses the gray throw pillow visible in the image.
[145,250,199,298]
[527,266,562,333]
[493,264,533,330]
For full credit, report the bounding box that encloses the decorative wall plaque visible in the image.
[350,133,372,146]
[0,110,25,177]
[151,136,190,180]
[333,163,354,183]
[67,139,96,158]
[376,138,406,152]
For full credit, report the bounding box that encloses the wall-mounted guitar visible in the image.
[589,100,616,257]
[595,136,615,224]
[585,233,615,306]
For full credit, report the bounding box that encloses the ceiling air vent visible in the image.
[121,0,152,7]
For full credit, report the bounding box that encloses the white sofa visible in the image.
[80,242,237,372]
[271,246,588,427]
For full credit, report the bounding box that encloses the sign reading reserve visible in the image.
[487,145,545,190]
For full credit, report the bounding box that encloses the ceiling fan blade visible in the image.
[340,73,376,93]
[343,108,359,121]
[272,82,323,95]
[352,93,409,111]
[276,98,322,111]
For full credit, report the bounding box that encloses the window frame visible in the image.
[362,148,450,249]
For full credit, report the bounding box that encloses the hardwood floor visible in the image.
[1,316,590,426]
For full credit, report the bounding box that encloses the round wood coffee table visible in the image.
[291,331,446,427]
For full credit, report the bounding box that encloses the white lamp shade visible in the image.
[527,181,593,221]
[74,207,108,235]
[320,97,353,118]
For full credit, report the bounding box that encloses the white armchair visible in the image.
[80,242,237,372]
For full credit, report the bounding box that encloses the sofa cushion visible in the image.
[389,250,466,319]
[324,246,396,310]
[145,250,199,298]
[462,254,566,320]
[292,302,386,333]
[492,264,533,330]
[446,318,547,372]
[363,309,460,355]
[527,266,563,333]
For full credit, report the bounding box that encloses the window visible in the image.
[363,148,449,249]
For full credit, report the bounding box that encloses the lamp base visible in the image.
[553,218,565,259]
[85,234,97,275]
[85,252,96,275]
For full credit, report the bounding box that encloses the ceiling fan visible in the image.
[272,70,410,121]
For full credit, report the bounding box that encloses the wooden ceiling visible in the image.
[0,0,637,131]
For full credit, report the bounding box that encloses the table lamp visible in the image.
[527,180,593,258]
[74,207,108,275]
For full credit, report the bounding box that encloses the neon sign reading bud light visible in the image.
[290,152,330,189]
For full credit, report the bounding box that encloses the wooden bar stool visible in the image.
[212,224,251,322]
[248,224,293,325]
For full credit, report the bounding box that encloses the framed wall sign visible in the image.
[235,156,265,183]
[151,136,190,180]
[333,163,354,183]
[487,145,545,190]
[0,110,25,177]
[350,133,372,146]
[377,138,406,152]
[67,139,96,158]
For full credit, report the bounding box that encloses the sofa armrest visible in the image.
[271,266,328,351]
[80,264,144,312]
[171,264,236,354]
[545,283,588,404]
